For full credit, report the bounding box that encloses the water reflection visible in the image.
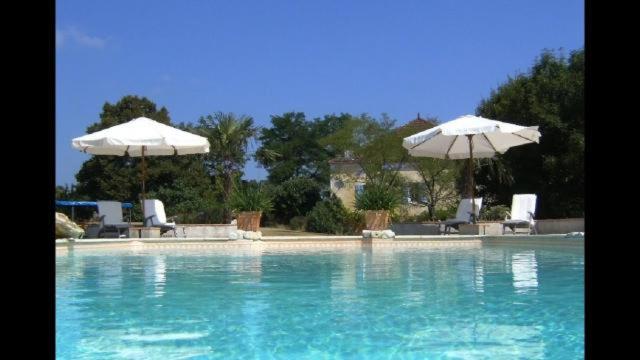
[511,251,539,294]
[146,255,166,298]
[474,259,485,293]
[97,256,122,291]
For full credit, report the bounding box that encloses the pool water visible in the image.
[56,243,584,359]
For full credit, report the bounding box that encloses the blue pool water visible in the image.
[56,243,584,359]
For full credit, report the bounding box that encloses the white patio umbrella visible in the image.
[72,117,210,217]
[402,115,541,223]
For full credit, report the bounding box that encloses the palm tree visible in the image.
[197,112,257,223]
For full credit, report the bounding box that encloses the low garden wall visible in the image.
[534,218,584,234]
[391,223,440,235]
[392,218,584,236]
[174,224,238,238]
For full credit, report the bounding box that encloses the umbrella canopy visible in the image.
[72,117,210,219]
[402,115,540,159]
[72,117,209,156]
[402,115,541,223]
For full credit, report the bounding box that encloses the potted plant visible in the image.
[229,185,273,232]
[355,182,402,230]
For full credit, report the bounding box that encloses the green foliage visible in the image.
[86,95,171,133]
[74,95,217,223]
[391,206,411,223]
[410,157,462,219]
[475,48,584,218]
[343,210,365,234]
[255,112,350,184]
[150,166,221,224]
[289,216,308,231]
[355,182,403,211]
[391,209,435,224]
[271,177,323,224]
[194,112,257,222]
[320,113,406,185]
[434,205,458,221]
[306,195,349,234]
[479,205,510,221]
[229,183,274,213]
[414,211,433,223]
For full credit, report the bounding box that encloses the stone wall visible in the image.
[391,223,441,235]
[535,218,584,234]
[173,224,237,238]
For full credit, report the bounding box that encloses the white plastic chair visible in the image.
[502,194,537,234]
[442,197,483,234]
[96,201,130,237]
[143,199,177,237]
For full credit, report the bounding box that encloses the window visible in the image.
[354,183,365,196]
[404,186,411,204]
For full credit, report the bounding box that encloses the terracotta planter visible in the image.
[236,211,262,232]
[364,210,390,230]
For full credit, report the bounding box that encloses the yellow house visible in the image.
[328,115,457,217]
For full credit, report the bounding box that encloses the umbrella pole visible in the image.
[467,135,476,224]
[141,146,146,226]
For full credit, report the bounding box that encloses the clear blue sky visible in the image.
[56,0,583,186]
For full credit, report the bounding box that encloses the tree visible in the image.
[475,48,584,218]
[195,112,257,223]
[74,95,214,221]
[320,113,407,188]
[255,112,350,185]
[393,116,461,219]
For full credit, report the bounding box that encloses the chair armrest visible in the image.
[504,211,511,220]
[167,215,178,222]
[98,215,106,225]
[466,211,477,222]
[144,214,157,226]
[528,211,536,221]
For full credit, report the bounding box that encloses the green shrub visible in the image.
[272,177,322,224]
[391,206,411,223]
[289,216,308,231]
[414,210,432,223]
[229,184,274,213]
[434,206,458,221]
[343,210,365,234]
[307,195,349,234]
[355,182,402,211]
[479,205,510,221]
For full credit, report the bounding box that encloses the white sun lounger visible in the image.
[96,201,130,237]
[143,199,177,237]
[502,194,537,235]
[442,197,483,234]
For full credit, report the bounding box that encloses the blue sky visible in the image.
[56,0,584,186]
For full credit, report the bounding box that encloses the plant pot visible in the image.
[364,210,390,230]
[237,211,262,232]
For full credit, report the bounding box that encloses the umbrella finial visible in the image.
[417,112,421,120]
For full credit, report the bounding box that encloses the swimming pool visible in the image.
[56,241,584,359]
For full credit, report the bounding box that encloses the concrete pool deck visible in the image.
[56,234,583,253]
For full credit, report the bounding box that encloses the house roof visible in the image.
[394,113,438,136]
